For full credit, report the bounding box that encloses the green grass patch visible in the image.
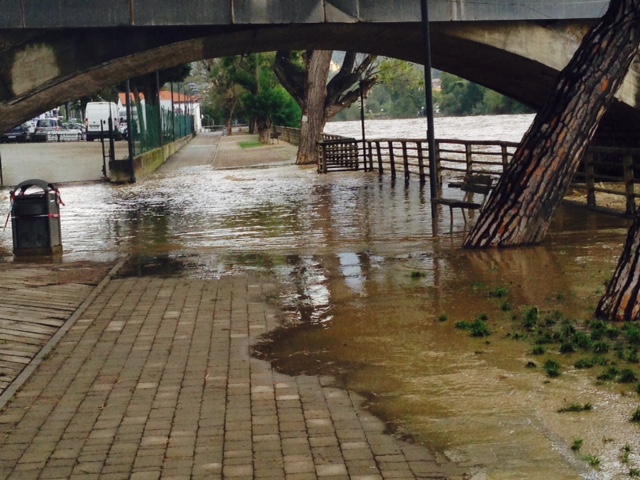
[455,315,491,337]
[488,286,508,298]
[558,402,592,413]
[583,453,601,469]
[238,141,263,149]
[544,359,561,377]
[571,438,583,452]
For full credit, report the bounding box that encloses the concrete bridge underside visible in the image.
[1,20,640,146]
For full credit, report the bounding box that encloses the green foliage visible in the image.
[631,406,640,423]
[455,315,491,337]
[544,359,561,377]
[558,402,592,413]
[573,332,593,351]
[522,306,539,331]
[626,324,640,345]
[571,438,583,451]
[435,72,532,116]
[560,341,576,354]
[488,287,508,298]
[597,366,619,381]
[592,341,610,354]
[335,63,531,120]
[374,59,425,118]
[205,54,300,131]
[574,358,591,369]
[582,453,601,469]
[238,141,262,149]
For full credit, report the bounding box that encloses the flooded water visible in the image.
[1,115,638,479]
[324,114,536,142]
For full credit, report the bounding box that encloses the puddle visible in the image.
[251,211,640,479]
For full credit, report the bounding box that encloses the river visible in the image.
[1,115,638,479]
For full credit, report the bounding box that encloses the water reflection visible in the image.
[1,159,636,478]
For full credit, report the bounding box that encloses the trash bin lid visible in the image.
[14,179,56,194]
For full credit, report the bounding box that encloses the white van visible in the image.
[84,102,121,141]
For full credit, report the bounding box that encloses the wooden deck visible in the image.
[0,261,115,394]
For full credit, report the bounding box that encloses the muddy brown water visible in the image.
[1,149,638,478]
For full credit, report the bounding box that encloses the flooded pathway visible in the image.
[1,131,638,478]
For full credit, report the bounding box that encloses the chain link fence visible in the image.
[129,103,194,156]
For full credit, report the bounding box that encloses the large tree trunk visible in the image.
[297,50,332,165]
[597,213,640,321]
[463,0,640,248]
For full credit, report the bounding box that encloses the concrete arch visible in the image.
[1,20,639,144]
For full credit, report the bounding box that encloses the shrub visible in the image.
[597,366,619,382]
[544,359,561,377]
[522,306,539,331]
[489,286,508,298]
[573,332,593,350]
[592,341,610,354]
[575,358,594,369]
[558,402,592,413]
[618,369,638,384]
[455,317,491,337]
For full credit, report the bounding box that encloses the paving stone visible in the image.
[0,274,461,479]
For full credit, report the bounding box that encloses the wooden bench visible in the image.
[432,174,493,224]
[270,131,281,144]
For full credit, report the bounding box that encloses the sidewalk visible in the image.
[0,137,467,480]
[213,134,298,169]
[0,270,465,479]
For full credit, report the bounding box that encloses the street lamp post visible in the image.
[359,79,367,170]
[421,0,439,219]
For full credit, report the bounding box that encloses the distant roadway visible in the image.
[0,140,129,187]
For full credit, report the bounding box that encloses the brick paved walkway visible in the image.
[0,271,465,479]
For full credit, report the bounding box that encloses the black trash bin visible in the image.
[11,179,63,256]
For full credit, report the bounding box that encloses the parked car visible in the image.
[32,118,61,142]
[62,122,86,133]
[0,123,30,143]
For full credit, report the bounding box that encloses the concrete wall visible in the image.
[108,135,193,183]
[0,0,607,28]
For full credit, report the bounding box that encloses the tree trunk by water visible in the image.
[597,214,640,321]
[297,50,332,165]
[275,51,377,165]
[463,0,640,248]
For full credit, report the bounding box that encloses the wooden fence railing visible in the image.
[317,137,518,181]
[573,146,640,215]
[276,126,344,147]
[316,136,640,215]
